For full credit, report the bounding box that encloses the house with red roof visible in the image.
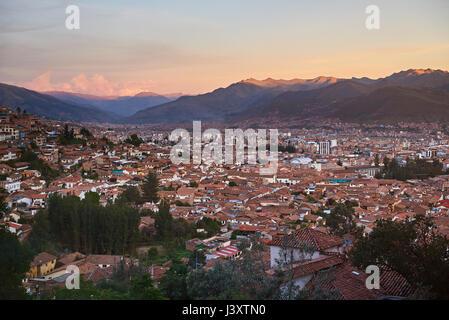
[268,227,345,268]
[437,199,449,209]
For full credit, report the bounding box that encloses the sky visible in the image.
[1,0,448,96]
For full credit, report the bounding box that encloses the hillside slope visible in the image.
[0,83,117,123]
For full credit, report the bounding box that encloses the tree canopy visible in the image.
[125,134,144,147]
[59,124,86,146]
[28,194,140,255]
[159,261,190,300]
[0,227,33,299]
[349,215,449,299]
[326,203,362,237]
[141,171,160,204]
[376,157,447,181]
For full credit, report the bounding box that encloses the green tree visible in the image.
[125,134,143,147]
[159,262,190,299]
[80,127,92,137]
[58,125,85,146]
[189,181,198,188]
[374,154,380,167]
[27,210,55,253]
[0,194,8,218]
[141,171,160,203]
[84,191,100,205]
[349,215,449,299]
[187,237,280,300]
[174,200,190,207]
[148,247,158,259]
[51,278,128,300]
[278,144,297,153]
[33,194,140,255]
[117,186,142,205]
[129,274,166,300]
[188,249,206,269]
[377,157,445,181]
[154,200,173,241]
[230,229,243,240]
[197,217,220,236]
[326,203,361,237]
[0,227,33,299]
[101,136,114,149]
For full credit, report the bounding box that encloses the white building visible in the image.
[268,228,347,291]
[5,180,21,193]
[268,228,345,268]
[318,141,331,155]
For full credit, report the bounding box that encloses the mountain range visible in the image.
[0,83,117,123]
[124,68,449,124]
[1,68,449,125]
[43,91,177,117]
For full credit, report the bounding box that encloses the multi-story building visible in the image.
[318,140,331,155]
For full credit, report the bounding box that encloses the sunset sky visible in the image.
[1,0,449,96]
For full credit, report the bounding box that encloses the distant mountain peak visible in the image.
[43,91,119,100]
[385,68,449,88]
[409,68,434,74]
[133,91,161,97]
[391,68,448,77]
[313,75,337,81]
[240,76,340,88]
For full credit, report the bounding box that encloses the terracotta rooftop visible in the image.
[306,261,387,300]
[31,252,57,267]
[268,228,344,251]
[292,255,344,279]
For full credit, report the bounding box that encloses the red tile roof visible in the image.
[85,265,113,284]
[379,265,415,297]
[8,221,22,230]
[238,224,266,232]
[31,252,57,266]
[306,261,386,300]
[292,255,344,279]
[211,245,240,258]
[268,228,344,251]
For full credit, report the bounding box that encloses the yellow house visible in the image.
[27,252,57,278]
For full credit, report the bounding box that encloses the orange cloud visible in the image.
[21,71,157,96]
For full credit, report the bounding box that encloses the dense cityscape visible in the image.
[1,105,449,300]
[1,1,449,312]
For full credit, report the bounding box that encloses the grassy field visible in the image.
[136,245,192,265]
